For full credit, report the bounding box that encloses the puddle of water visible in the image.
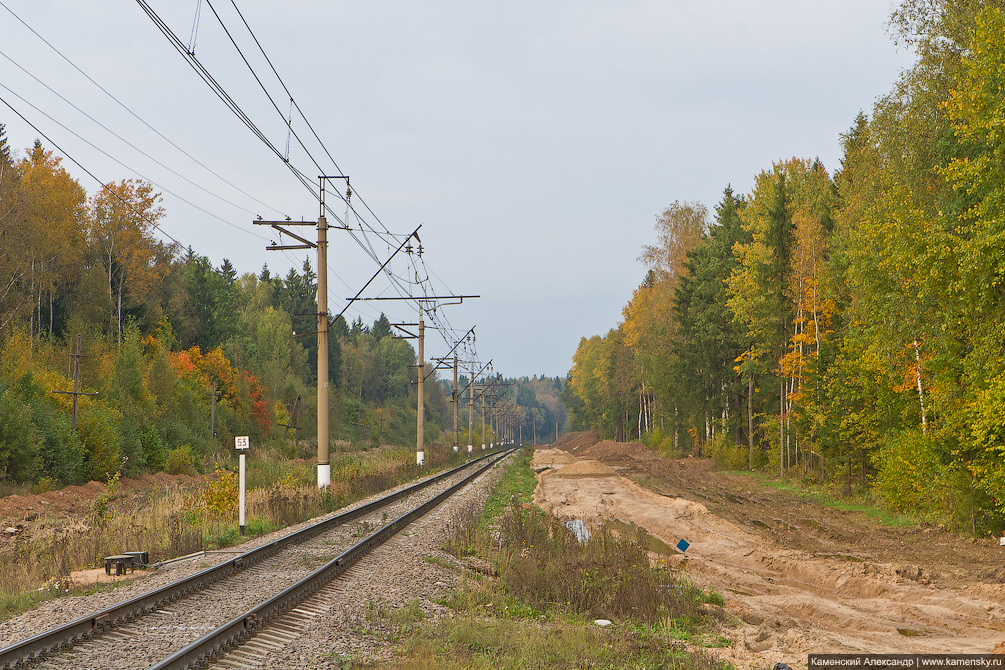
[602,519,678,555]
[564,519,591,543]
[562,518,680,555]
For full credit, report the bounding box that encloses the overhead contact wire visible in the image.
[138,1,472,352]
[0,0,284,217]
[0,49,263,218]
[0,82,268,241]
[0,91,182,246]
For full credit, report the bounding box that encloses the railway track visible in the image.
[0,447,517,670]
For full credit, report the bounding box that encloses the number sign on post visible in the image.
[235,436,249,534]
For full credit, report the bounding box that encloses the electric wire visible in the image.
[0,0,284,218]
[135,0,325,208]
[204,0,412,263]
[0,91,182,247]
[0,81,270,241]
[0,48,264,218]
[187,0,203,54]
[138,0,419,294]
[223,0,397,240]
[198,1,393,249]
[5,3,441,354]
[135,1,476,366]
[202,0,326,178]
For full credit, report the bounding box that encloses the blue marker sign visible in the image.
[675,538,690,554]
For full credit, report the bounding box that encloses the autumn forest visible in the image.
[0,134,564,487]
[563,2,1005,533]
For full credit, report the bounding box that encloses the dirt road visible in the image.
[532,433,1005,667]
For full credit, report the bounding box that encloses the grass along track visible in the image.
[0,449,515,670]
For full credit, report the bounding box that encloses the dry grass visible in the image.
[385,616,729,670]
[490,501,718,624]
[0,485,204,618]
[0,443,466,620]
[366,452,731,669]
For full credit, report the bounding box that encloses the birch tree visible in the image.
[88,180,166,343]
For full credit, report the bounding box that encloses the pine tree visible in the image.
[672,187,749,449]
[219,258,237,285]
[0,123,12,167]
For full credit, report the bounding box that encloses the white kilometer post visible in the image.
[236,436,249,535]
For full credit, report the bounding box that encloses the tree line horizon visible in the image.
[0,134,565,487]
[562,0,1005,534]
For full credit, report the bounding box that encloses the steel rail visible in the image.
[150,447,518,670]
[0,450,503,669]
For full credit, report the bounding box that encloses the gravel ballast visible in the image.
[237,453,510,668]
[0,452,513,669]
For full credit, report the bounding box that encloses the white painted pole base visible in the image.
[481,443,486,450]
[239,453,246,535]
[467,444,472,453]
[453,446,458,452]
[318,463,331,488]
[417,450,425,466]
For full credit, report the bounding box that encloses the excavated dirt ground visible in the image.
[534,433,1005,667]
[0,473,201,530]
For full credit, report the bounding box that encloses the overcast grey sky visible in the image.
[0,1,915,378]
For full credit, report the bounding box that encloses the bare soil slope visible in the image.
[533,436,1005,667]
[0,473,200,531]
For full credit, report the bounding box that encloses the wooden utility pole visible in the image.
[281,394,302,447]
[53,334,97,430]
[207,380,220,439]
[254,176,346,488]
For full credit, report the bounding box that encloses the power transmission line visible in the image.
[0,81,269,242]
[0,0,285,218]
[145,1,416,274]
[0,50,267,217]
[220,0,399,240]
[135,2,478,358]
[0,91,182,246]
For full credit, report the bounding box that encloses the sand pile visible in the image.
[533,450,1005,660]
[551,430,601,452]
[533,449,577,468]
[575,440,661,464]
[553,459,614,478]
